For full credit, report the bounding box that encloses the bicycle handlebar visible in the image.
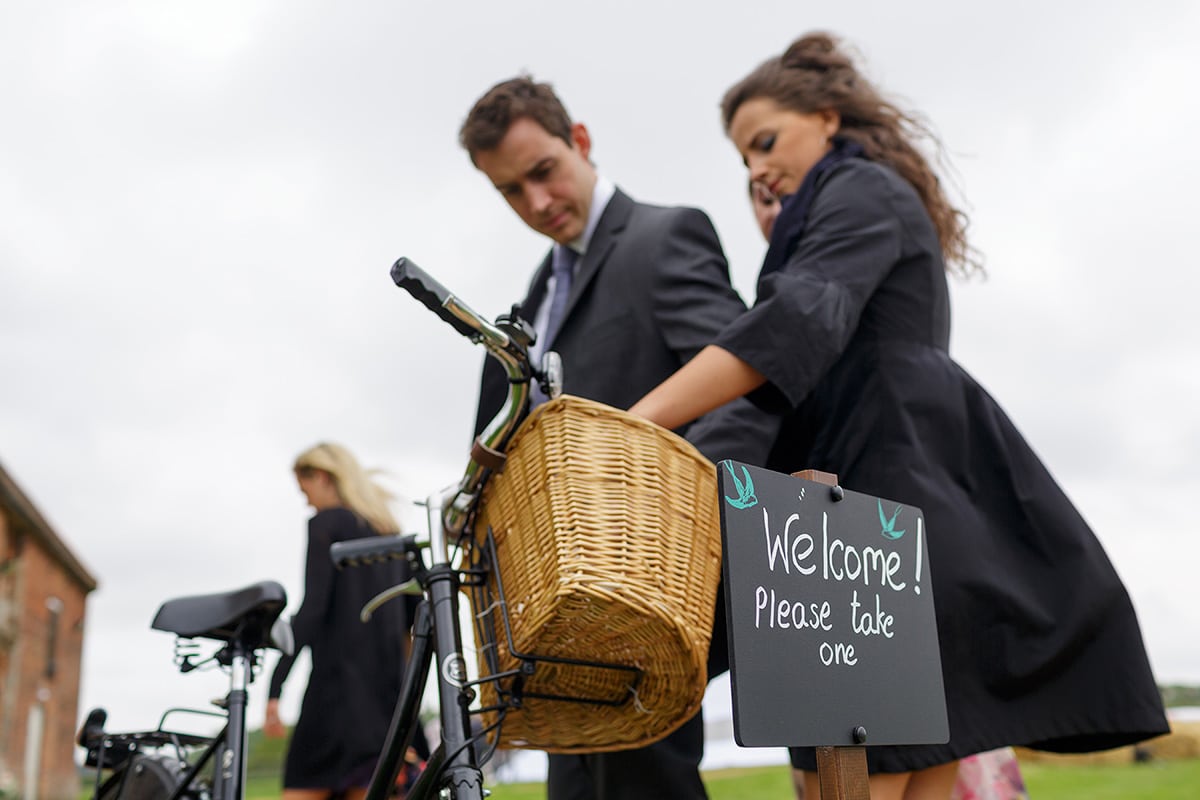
[390,258,486,341]
[390,256,541,541]
[330,534,417,570]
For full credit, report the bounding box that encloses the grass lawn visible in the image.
[93,759,1200,800]
[447,766,794,800]
[466,759,1200,800]
[1021,759,1200,800]
[230,725,1200,799]
[90,718,1200,799]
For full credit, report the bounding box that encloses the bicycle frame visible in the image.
[386,486,491,800]
[331,257,548,800]
[331,256,564,800]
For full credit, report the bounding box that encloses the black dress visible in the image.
[269,508,413,789]
[717,157,1169,772]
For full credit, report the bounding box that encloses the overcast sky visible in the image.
[2,0,1198,748]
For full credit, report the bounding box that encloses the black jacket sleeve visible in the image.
[267,510,343,699]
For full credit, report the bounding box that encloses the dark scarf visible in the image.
[760,137,865,279]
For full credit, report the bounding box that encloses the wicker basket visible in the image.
[469,395,721,753]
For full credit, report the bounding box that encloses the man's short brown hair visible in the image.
[459,76,573,165]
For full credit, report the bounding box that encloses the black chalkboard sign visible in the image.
[718,461,949,748]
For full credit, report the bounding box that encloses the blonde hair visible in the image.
[293,442,400,535]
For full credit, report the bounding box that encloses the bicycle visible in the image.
[77,581,293,800]
[323,257,557,800]
[347,257,708,798]
[73,257,536,800]
[75,256,609,800]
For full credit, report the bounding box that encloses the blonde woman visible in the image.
[264,442,418,800]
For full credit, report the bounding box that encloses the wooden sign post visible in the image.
[800,470,868,800]
[716,462,950,800]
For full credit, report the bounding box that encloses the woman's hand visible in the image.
[263,698,287,738]
[628,345,766,429]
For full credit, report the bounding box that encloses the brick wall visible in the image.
[0,466,96,800]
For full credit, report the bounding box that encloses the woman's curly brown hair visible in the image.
[722,32,983,278]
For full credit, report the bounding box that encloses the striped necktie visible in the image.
[531,245,577,406]
[544,244,577,346]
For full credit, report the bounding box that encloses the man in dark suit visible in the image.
[459,76,777,800]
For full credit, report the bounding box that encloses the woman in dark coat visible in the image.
[264,442,416,800]
[630,32,1168,800]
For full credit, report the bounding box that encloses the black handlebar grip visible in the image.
[329,534,413,569]
[390,257,478,338]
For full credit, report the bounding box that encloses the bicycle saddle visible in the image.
[151,580,291,652]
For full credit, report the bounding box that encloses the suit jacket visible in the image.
[474,188,778,466]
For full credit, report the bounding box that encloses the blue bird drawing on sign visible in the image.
[878,499,906,539]
[722,461,758,509]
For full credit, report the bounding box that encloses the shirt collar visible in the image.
[566,174,615,256]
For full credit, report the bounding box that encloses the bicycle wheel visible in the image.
[98,752,205,800]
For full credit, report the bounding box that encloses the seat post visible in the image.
[212,640,252,800]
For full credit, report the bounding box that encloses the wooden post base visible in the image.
[815,746,870,800]
[793,469,871,800]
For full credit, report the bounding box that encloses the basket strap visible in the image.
[471,437,507,473]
